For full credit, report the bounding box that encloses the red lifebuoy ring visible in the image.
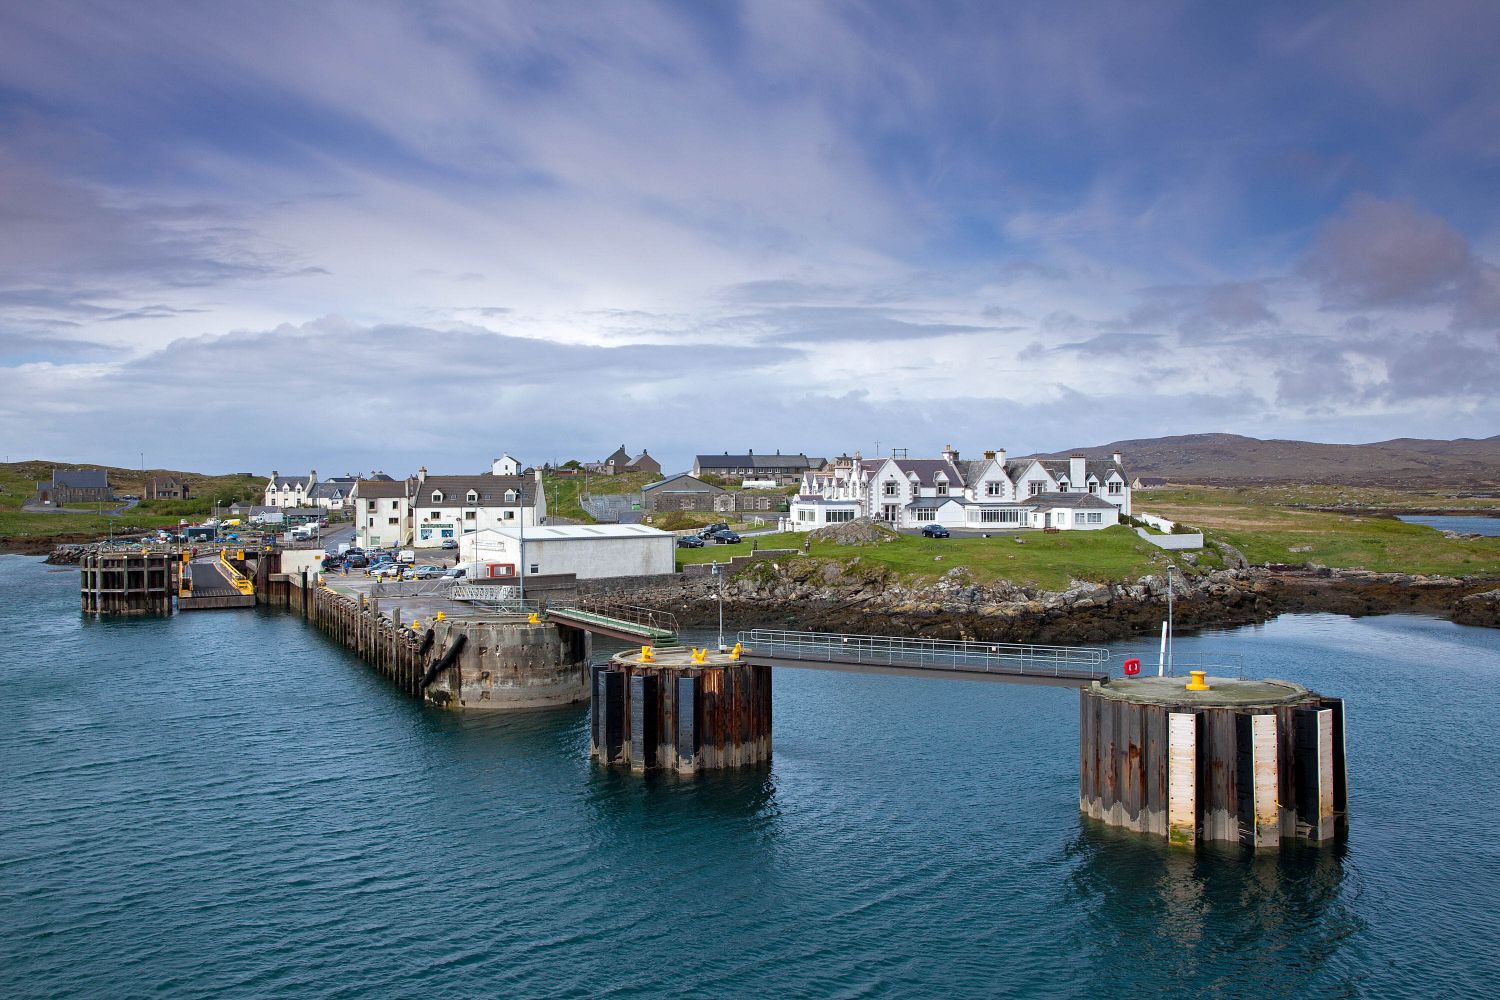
[1123,658,1141,677]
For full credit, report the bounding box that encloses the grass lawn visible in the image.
[1149,487,1500,576]
[676,527,1176,590]
[0,509,184,541]
[542,470,660,523]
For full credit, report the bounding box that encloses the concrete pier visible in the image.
[301,580,590,710]
[591,646,772,773]
[1079,676,1347,847]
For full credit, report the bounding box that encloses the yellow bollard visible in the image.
[690,647,707,664]
[640,645,655,663]
[1185,670,1211,692]
[411,619,423,631]
[528,612,539,624]
[729,642,742,660]
[434,611,445,622]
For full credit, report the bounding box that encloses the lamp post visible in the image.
[517,486,526,604]
[712,560,725,651]
[1165,563,1175,676]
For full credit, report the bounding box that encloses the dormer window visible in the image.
[466,489,480,504]
[1108,481,1122,495]
[504,489,517,503]
[936,480,949,496]
[431,490,444,503]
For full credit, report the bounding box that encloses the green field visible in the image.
[1148,487,1500,576]
[0,460,263,546]
[675,527,1181,590]
[540,470,660,523]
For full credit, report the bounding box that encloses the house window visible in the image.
[368,517,374,527]
[387,517,398,525]
[913,509,935,522]
[883,481,898,497]
[465,511,476,520]
[432,490,444,503]
[1028,481,1044,496]
[936,481,948,495]
[1086,512,1103,524]
[467,490,479,503]
[1088,483,1098,494]
[985,481,1001,496]
[798,509,815,522]
[1057,512,1068,525]
[825,510,854,523]
[504,489,516,503]
[973,508,1024,525]
[1108,481,1122,495]
[529,564,539,575]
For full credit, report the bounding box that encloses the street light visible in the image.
[517,484,526,604]
[712,560,725,651]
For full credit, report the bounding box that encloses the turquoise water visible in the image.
[1397,513,1500,536]
[3,553,1499,998]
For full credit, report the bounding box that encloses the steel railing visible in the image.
[736,628,1109,678]
[567,602,679,637]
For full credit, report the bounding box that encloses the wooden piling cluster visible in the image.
[306,583,431,697]
[592,648,772,773]
[80,550,176,615]
[1079,677,1347,848]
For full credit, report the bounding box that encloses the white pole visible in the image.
[1158,620,1168,677]
[1166,565,1174,676]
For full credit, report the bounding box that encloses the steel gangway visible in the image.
[735,628,1112,687]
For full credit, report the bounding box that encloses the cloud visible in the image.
[1303,195,1474,310]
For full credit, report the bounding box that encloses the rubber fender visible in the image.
[418,629,435,656]
[420,632,468,690]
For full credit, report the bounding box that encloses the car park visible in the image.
[920,524,951,538]
[677,535,705,548]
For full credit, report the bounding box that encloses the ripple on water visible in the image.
[2,554,1500,997]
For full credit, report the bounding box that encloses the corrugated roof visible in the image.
[480,524,671,541]
[696,453,816,470]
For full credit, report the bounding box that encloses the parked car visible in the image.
[698,523,730,538]
[442,565,468,579]
[321,554,343,571]
[712,530,742,544]
[371,564,402,579]
[344,553,368,568]
[677,535,705,548]
[921,524,951,538]
[441,538,459,550]
[405,565,445,580]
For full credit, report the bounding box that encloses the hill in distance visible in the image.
[1043,433,1500,489]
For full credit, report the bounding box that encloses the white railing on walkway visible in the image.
[736,628,1110,678]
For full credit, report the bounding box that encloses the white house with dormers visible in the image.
[353,477,415,550]
[410,467,547,548]
[265,469,317,509]
[788,445,1131,532]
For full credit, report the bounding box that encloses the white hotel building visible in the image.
[788,446,1131,532]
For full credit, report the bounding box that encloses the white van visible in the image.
[397,549,416,565]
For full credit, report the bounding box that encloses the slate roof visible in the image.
[602,446,632,467]
[51,468,108,489]
[642,473,724,494]
[270,475,312,489]
[906,496,969,509]
[890,458,963,488]
[696,453,817,471]
[308,482,348,500]
[355,479,411,499]
[415,475,538,508]
[1134,476,1168,487]
[1028,492,1118,510]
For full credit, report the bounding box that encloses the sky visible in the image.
[2,0,1499,476]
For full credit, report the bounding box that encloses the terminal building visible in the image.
[464,524,674,580]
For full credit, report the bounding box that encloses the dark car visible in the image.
[344,553,368,568]
[321,554,343,570]
[921,524,951,538]
[712,530,742,544]
[699,523,730,538]
[677,535,705,548]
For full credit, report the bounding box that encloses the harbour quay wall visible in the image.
[294,575,589,710]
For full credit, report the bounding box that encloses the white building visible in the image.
[265,469,317,508]
[491,454,522,476]
[465,523,674,580]
[307,477,356,510]
[788,445,1131,532]
[353,478,414,549]
[411,468,547,548]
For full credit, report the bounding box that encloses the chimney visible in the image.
[942,443,957,462]
[1112,450,1123,466]
[983,449,996,460]
[310,469,316,483]
[271,470,278,479]
[1069,454,1085,488]
[997,448,1006,469]
[418,466,427,484]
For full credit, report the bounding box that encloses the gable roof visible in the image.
[416,475,537,508]
[355,479,411,499]
[51,468,108,489]
[641,473,724,495]
[308,482,348,499]
[1030,491,1118,510]
[602,446,631,466]
[696,452,816,471]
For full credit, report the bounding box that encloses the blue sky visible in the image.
[2,1,1498,475]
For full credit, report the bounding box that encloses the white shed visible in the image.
[467,523,675,580]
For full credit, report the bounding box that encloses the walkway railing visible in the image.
[217,549,255,596]
[736,628,1109,679]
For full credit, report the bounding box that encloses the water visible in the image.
[1396,513,1500,536]
[3,554,1499,998]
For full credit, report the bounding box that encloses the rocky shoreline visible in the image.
[584,558,1500,641]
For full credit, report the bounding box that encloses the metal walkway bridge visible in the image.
[446,585,681,646]
[735,629,1111,687]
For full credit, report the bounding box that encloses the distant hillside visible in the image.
[0,460,262,510]
[1042,433,1500,489]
